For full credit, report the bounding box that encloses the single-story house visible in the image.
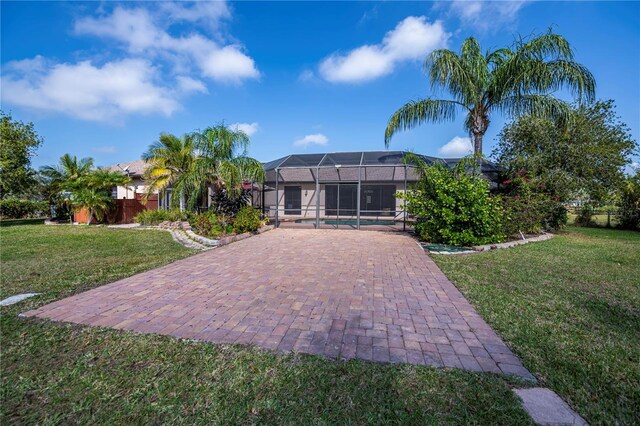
[252,151,500,229]
[91,151,499,227]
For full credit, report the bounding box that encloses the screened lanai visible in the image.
[256,151,499,230]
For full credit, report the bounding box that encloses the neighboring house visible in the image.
[254,151,500,229]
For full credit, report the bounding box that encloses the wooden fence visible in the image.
[74,194,158,224]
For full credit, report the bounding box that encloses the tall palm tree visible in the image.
[190,124,265,207]
[40,154,94,193]
[385,32,596,156]
[142,133,198,210]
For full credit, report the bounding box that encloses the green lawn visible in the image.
[1,224,531,424]
[433,226,640,424]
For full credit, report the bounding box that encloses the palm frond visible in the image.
[385,99,463,147]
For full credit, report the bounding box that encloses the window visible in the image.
[284,186,301,215]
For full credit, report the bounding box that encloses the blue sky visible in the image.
[2,1,639,169]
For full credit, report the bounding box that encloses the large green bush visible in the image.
[399,159,504,246]
[500,174,567,235]
[134,208,191,225]
[233,205,262,234]
[0,199,48,219]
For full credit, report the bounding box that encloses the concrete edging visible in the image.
[472,233,554,252]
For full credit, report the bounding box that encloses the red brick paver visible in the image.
[23,229,534,379]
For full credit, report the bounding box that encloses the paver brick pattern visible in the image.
[24,229,533,379]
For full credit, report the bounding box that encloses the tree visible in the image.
[494,100,638,203]
[40,154,95,218]
[618,170,640,231]
[385,31,596,155]
[142,133,198,211]
[190,124,264,210]
[64,169,130,225]
[142,124,264,212]
[0,111,43,199]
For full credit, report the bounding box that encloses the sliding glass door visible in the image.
[325,184,396,217]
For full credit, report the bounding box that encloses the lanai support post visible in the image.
[357,170,361,230]
[275,168,279,228]
[315,166,320,229]
[403,164,407,231]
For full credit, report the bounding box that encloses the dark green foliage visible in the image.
[134,208,192,225]
[574,204,596,227]
[0,111,43,199]
[0,199,48,219]
[495,100,638,203]
[209,189,251,217]
[191,211,225,238]
[233,205,262,234]
[399,159,504,246]
[617,172,640,231]
[499,173,567,236]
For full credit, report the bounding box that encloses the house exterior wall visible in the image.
[114,178,157,200]
[263,183,406,219]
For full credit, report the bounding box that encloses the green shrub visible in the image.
[134,208,191,225]
[0,199,48,219]
[617,173,640,231]
[500,174,567,235]
[190,211,224,238]
[574,204,596,227]
[233,205,262,234]
[399,159,504,247]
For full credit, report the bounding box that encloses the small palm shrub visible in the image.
[134,208,191,225]
[233,205,262,234]
[399,158,504,247]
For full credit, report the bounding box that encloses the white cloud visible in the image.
[319,16,449,83]
[176,76,208,94]
[445,1,529,32]
[159,1,231,28]
[1,56,180,122]
[229,122,259,137]
[438,136,473,157]
[74,5,259,83]
[293,133,329,148]
[93,146,117,154]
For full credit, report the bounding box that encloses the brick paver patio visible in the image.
[23,229,533,379]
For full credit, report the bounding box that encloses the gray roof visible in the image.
[103,160,147,177]
[262,151,499,184]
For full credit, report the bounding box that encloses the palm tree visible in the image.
[64,168,130,224]
[142,125,264,212]
[385,32,596,156]
[190,124,265,208]
[142,133,198,211]
[40,154,95,219]
[40,154,94,193]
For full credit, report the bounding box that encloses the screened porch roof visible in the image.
[262,151,500,184]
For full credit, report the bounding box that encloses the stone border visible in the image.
[217,225,274,247]
[471,233,553,252]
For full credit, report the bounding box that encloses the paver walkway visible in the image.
[23,229,533,379]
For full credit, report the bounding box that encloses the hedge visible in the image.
[0,199,49,219]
